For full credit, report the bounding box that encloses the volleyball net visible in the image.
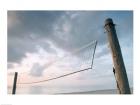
[8,40,97,94]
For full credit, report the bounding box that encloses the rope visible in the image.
[91,40,97,68]
[17,67,92,84]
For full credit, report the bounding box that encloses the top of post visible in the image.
[104,18,115,27]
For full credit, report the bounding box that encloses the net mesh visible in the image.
[8,40,97,93]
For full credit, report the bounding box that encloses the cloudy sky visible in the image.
[7,11,133,94]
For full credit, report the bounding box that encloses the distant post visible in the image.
[12,72,18,94]
[104,18,131,94]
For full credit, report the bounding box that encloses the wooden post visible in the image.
[12,72,18,94]
[104,18,131,94]
[113,67,121,94]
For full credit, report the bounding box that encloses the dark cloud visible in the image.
[8,36,56,63]
[8,11,64,38]
[8,11,133,65]
[8,11,64,63]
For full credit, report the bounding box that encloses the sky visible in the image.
[7,11,133,94]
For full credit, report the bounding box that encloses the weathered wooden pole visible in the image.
[113,67,121,94]
[12,72,18,94]
[104,18,131,94]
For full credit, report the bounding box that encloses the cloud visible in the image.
[30,63,46,76]
[8,11,64,63]
[8,11,133,64]
[8,11,133,93]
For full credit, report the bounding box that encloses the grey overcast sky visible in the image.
[8,11,133,94]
